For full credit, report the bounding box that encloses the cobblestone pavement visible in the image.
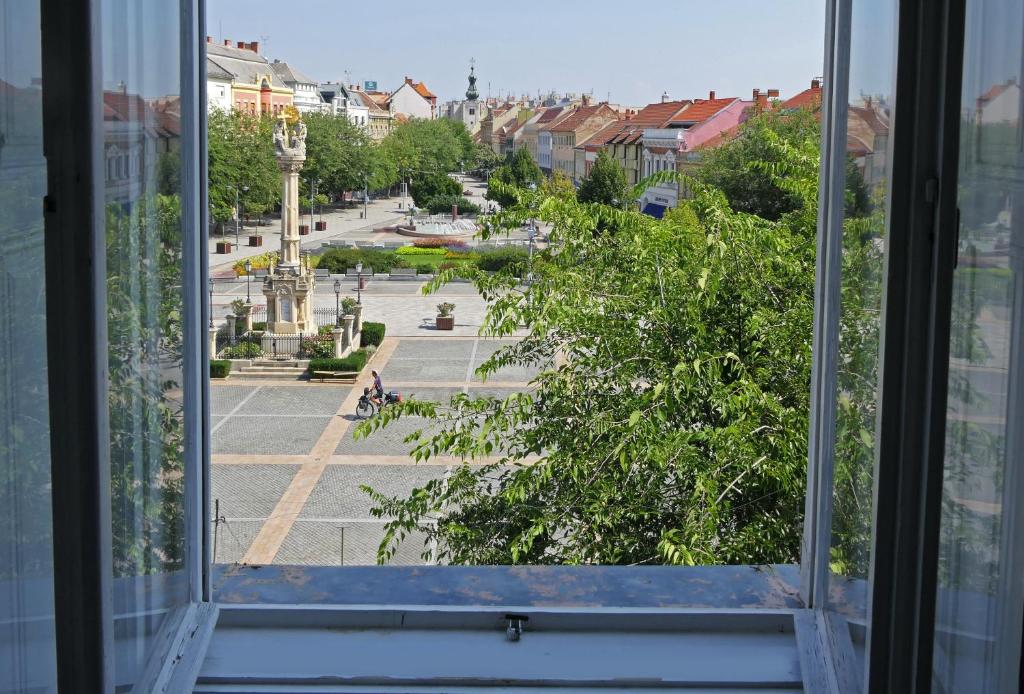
[210,335,538,567]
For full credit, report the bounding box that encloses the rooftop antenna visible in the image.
[259,34,270,56]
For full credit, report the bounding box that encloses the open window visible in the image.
[3,0,1024,691]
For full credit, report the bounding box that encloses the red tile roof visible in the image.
[536,106,566,124]
[549,103,618,132]
[978,80,1015,103]
[781,85,822,111]
[848,104,889,135]
[413,81,436,99]
[629,100,691,127]
[671,97,738,125]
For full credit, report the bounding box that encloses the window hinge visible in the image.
[505,614,527,642]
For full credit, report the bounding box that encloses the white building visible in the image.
[270,60,324,113]
[206,57,234,112]
[319,82,370,126]
[388,77,436,120]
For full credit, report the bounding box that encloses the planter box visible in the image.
[216,241,233,254]
[314,221,327,231]
[248,235,263,247]
[436,315,454,331]
[299,224,310,235]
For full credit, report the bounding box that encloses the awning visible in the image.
[642,202,667,219]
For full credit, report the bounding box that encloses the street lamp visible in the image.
[244,259,252,303]
[334,279,342,326]
[355,261,363,304]
[208,277,215,328]
[363,180,369,220]
[308,178,320,231]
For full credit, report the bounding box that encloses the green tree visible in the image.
[698,107,819,220]
[410,172,462,207]
[577,149,629,207]
[358,117,823,566]
[508,147,543,188]
[207,108,278,230]
[542,170,577,201]
[302,111,375,198]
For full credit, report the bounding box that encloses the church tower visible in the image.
[462,60,482,133]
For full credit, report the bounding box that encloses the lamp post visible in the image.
[208,277,215,328]
[363,180,368,220]
[334,279,341,326]
[308,178,320,231]
[240,185,248,241]
[234,186,240,246]
[355,261,363,305]
[244,259,252,302]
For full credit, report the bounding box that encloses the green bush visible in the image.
[221,341,263,359]
[475,246,529,273]
[308,350,367,375]
[300,336,334,359]
[210,360,231,378]
[252,321,267,332]
[424,195,480,216]
[410,173,462,207]
[316,248,409,274]
[396,246,447,256]
[361,321,385,347]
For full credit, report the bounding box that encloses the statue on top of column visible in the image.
[273,106,306,159]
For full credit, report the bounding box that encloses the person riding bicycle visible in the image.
[369,369,384,407]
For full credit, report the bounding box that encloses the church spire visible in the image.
[465,58,479,101]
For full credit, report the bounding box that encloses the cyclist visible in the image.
[369,369,384,408]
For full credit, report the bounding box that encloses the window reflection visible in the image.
[933,0,1024,689]
[101,0,190,688]
[829,0,896,621]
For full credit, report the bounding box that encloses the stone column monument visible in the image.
[263,116,316,335]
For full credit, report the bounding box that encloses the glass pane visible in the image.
[829,0,897,624]
[0,1,58,690]
[101,0,190,688]
[933,0,1024,689]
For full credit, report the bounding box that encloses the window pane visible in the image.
[933,0,1024,689]
[829,0,896,621]
[0,1,58,689]
[101,0,190,687]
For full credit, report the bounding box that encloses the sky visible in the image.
[206,0,827,106]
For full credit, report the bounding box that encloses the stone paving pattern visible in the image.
[210,335,538,567]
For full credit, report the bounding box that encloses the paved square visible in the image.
[276,521,432,566]
[237,385,348,416]
[211,385,258,415]
[300,465,447,519]
[336,416,447,456]
[213,415,332,455]
[384,358,470,383]
[390,339,476,361]
[211,520,264,565]
[210,464,300,518]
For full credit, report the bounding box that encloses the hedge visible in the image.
[361,321,385,347]
[396,246,447,256]
[210,360,231,378]
[476,246,529,273]
[424,195,480,216]
[316,248,410,274]
[221,341,263,359]
[308,350,368,375]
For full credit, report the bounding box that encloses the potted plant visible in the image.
[436,302,455,331]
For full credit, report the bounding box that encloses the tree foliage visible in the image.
[410,172,462,207]
[207,108,279,225]
[486,149,543,207]
[358,115,825,566]
[577,149,629,208]
[698,107,819,221]
[373,118,475,190]
[301,111,375,197]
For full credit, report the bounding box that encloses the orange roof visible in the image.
[413,81,436,99]
[671,97,738,125]
[630,100,691,127]
[549,103,618,132]
[782,85,822,111]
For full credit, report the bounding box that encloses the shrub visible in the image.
[308,350,367,375]
[342,297,359,314]
[233,250,278,276]
[412,237,449,248]
[396,246,447,256]
[437,302,455,317]
[361,321,385,347]
[424,195,480,216]
[316,248,409,274]
[475,246,529,273]
[221,341,263,359]
[210,360,231,378]
[300,336,334,359]
[410,173,462,207]
[251,321,267,332]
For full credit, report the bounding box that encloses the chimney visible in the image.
[581,93,591,106]
[237,41,245,49]
[250,41,259,53]
[405,76,413,85]
[767,88,780,98]
[224,39,231,46]
[206,36,212,43]
[811,78,821,89]
[661,91,670,103]
[709,90,716,100]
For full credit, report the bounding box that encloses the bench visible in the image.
[314,268,330,278]
[311,370,359,383]
[389,267,419,278]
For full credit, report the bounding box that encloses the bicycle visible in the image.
[355,387,401,419]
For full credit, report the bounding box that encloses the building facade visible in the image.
[548,102,620,181]
[389,77,436,119]
[270,60,324,113]
[206,38,293,116]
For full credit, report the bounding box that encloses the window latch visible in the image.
[505,614,527,642]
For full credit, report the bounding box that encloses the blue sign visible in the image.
[364,80,377,91]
